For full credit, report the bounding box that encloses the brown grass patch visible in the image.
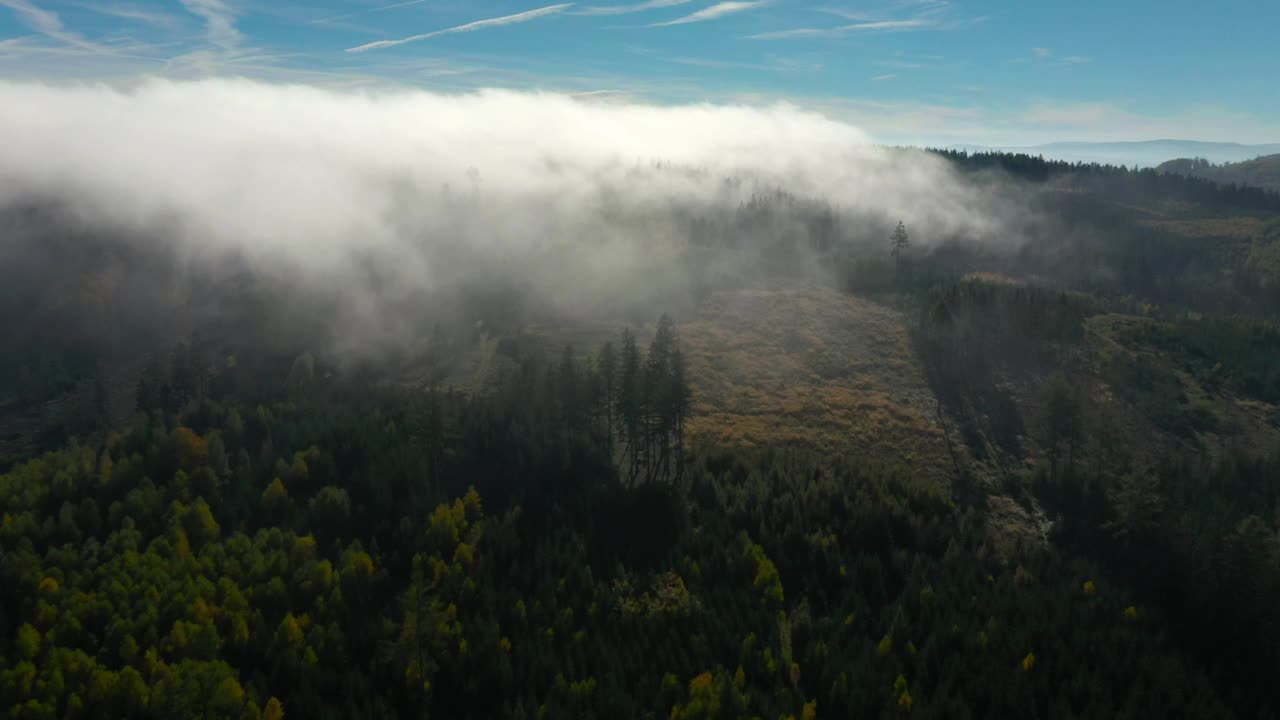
[1138,216,1268,240]
[680,287,951,481]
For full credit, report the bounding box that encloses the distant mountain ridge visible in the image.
[947,139,1280,168]
[1157,154,1280,194]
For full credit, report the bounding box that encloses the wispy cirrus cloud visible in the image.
[574,0,694,16]
[308,0,428,26]
[0,0,102,50]
[347,4,574,53]
[821,0,950,22]
[624,44,823,73]
[78,3,180,29]
[872,73,896,81]
[748,18,931,40]
[650,1,767,27]
[0,33,165,58]
[666,54,823,72]
[749,0,958,40]
[178,0,243,53]
[1028,48,1092,66]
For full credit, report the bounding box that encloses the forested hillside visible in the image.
[1159,155,1280,194]
[3,152,1280,719]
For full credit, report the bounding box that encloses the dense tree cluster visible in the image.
[4,313,1278,718]
[935,149,1280,212]
[1158,154,1280,194]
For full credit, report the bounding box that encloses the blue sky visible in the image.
[2,0,1277,146]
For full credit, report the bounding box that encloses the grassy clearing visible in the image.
[679,287,952,481]
[1137,216,1269,240]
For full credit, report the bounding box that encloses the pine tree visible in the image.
[618,329,643,485]
[890,221,910,274]
[646,316,676,483]
[1043,376,1083,481]
[669,343,691,481]
[598,342,618,458]
[558,345,581,440]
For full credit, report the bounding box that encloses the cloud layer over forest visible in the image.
[0,78,1022,353]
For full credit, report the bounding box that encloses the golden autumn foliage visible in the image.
[669,669,738,720]
[262,478,289,513]
[263,697,285,720]
[275,613,304,649]
[878,633,893,657]
[1022,652,1037,672]
[292,535,318,563]
[742,537,784,607]
[173,427,208,471]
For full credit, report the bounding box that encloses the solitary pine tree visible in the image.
[890,221,910,273]
[645,315,679,483]
[558,344,582,438]
[669,343,691,480]
[597,342,617,457]
[617,329,643,484]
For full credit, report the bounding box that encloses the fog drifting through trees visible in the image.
[0,79,1026,352]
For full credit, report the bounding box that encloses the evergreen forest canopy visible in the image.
[2,83,1280,719]
[1158,154,1280,194]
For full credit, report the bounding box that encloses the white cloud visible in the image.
[650,1,766,27]
[308,0,429,26]
[1,0,64,36]
[347,4,574,53]
[360,0,428,12]
[799,96,1280,148]
[575,0,693,16]
[755,0,956,39]
[178,0,242,52]
[0,78,1021,345]
[1028,48,1092,67]
[0,0,101,50]
[747,18,932,39]
[79,3,179,29]
[871,73,896,81]
[662,54,820,72]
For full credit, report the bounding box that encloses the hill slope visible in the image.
[951,140,1280,167]
[1158,154,1280,193]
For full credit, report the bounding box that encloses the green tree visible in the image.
[597,341,617,457]
[890,221,910,273]
[1043,376,1083,480]
[617,329,644,485]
